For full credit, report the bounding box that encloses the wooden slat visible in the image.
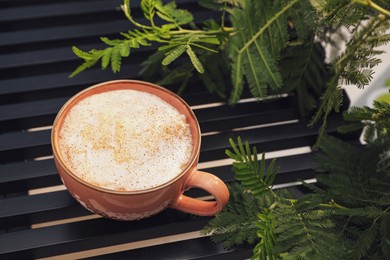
[83,236,253,260]
[0,97,68,122]
[0,0,123,23]
[0,213,210,259]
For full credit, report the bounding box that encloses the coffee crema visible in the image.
[58,89,193,191]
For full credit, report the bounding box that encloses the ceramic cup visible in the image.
[51,80,229,220]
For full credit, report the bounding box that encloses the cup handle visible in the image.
[171,170,229,216]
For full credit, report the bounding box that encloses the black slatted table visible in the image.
[0,1,360,259]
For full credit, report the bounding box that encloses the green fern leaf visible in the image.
[274,197,346,259]
[217,0,245,8]
[161,45,187,66]
[334,206,386,219]
[310,16,390,144]
[141,0,156,21]
[71,46,97,60]
[197,52,229,98]
[226,137,279,198]
[100,37,120,46]
[313,135,390,258]
[340,100,390,142]
[279,42,329,117]
[227,0,298,103]
[354,222,380,259]
[202,182,265,249]
[155,1,193,25]
[69,46,103,78]
[121,30,152,46]
[252,209,278,260]
[228,49,244,104]
[186,46,204,73]
[101,50,111,70]
[245,43,279,98]
[121,0,132,20]
[194,36,221,45]
[110,47,121,73]
[69,59,100,78]
[380,214,390,256]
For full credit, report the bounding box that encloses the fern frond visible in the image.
[228,47,244,104]
[287,0,318,40]
[313,135,390,258]
[69,47,103,78]
[309,15,390,145]
[340,100,390,142]
[155,1,193,25]
[273,197,347,259]
[141,0,156,22]
[186,45,204,73]
[380,214,390,256]
[202,182,267,249]
[318,1,366,28]
[161,45,187,66]
[252,209,278,260]
[198,52,229,98]
[217,0,245,8]
[314,135,359,170]
[279,41,329,117]
[353,222,380,259]
[121,0,132,20]
[226,137,279,198]
[309,84,343,145]
[70,35,148,77]
[71,0,224,77]
[227,0,299,103]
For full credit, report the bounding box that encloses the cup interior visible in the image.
[51,80,201,193]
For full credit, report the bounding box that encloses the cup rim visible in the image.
[51,79,202,195]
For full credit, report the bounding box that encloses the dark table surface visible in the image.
[0,1,360,259]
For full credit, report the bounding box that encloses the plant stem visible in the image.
[121,1,153,30]
[353,0,390,17]
[190,43,219,53]
[318,200,349,210]
[169,27,235,36]
[269,200,279,211]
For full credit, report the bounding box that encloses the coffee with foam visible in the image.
[58,89,193,191]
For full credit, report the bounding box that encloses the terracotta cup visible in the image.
[51,80,229,220]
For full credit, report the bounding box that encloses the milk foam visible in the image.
[58,89,193,191]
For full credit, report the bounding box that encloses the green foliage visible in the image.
[225,0,320,105]
[226,137,278,197]
[70,0,390,142]
[140,48,229,97]
[278,41,329,117]
[311,135,390,259]
[203,137,282,258]
[69,0,390,146]
[253,208,278,260]
[203,137,348,259]
[67,1,390,258]
[70,0,223,77]
[201,182,267,249]
[204,136,390,259]
[273,197,347,259]
[309,9,390,145]
[140,0,321,112]
[226,0,294,103]
[338,100,390,142]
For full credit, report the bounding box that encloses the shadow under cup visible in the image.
[51,80,229,221]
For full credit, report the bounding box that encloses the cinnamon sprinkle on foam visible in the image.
[59,90,193,191]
